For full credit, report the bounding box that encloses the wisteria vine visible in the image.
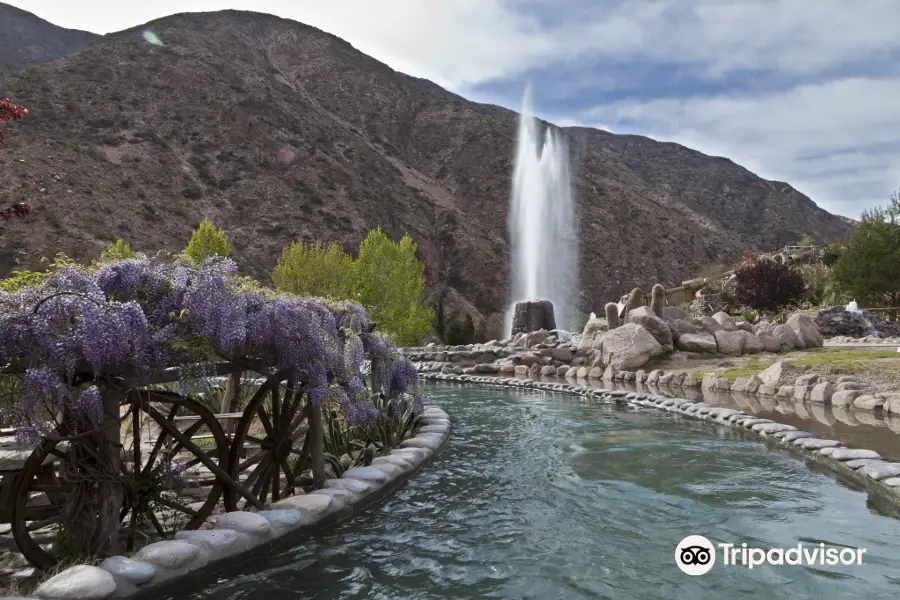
[0,254,421,443]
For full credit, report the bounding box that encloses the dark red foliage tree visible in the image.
[1,97,32,221]
[0,97,28,145]
[734,258,806,312]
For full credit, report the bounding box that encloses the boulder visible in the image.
[882,395,900,415]
[540,347,574,362]
[757,332,782,353]
[772,324,798,350]
[735,320,754,332]
[830,390,860,407]
[740,331,765,354]
[758,361,787,387]
[675,332,718,353]
[714,330,746,355]
[588,367,603,379]
[809,382,834,404]
[525,329,550,348]
[576,318,607,354]
[853,394,885,411]
[786,314,824,349]
[667,318,704,341]
[712,311,736,329]
[698,316,724,334]
[626,306,674,351]
[593,323,666,370]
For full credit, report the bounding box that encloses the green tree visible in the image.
[184,218,231,262]
[832,191,900,306]
[272,241,354,298]
[99,238,137,262]
[352,227,433,346]
[797,234,813,247]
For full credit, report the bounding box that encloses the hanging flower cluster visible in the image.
[0,255,421,442]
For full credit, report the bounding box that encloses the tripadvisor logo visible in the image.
[675,535,867,575]
[675,535,716,576]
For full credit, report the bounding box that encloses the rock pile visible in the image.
[815,307,900,339]
[403,311,824,377]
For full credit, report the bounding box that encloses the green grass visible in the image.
[720,357,767,382]
[785,347,900,373]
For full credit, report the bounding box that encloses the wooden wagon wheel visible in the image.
[10,432,76,569]
[11,391,232,568]
[223,378,311,511]
[124,390,232,545]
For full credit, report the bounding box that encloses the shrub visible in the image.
[734,259,805,312]
[0,97,27,145]
[741,308,758,323]
[799,263,849,307]
[98,238,137,262]
[184,218,231,262]
[0,253,77,293]
[797,234,813,248]
[821,244,844,267]
[272,241,353,299]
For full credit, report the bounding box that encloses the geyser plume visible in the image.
[506,85,578,333]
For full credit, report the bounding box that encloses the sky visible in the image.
[7,0,900,219]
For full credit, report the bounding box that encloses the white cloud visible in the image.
[7,0,900,216]
[576,76,900,217]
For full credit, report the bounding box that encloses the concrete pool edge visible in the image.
[419,373,900,515]
[16,406,452,600]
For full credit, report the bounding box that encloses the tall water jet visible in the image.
[506,84,578,334]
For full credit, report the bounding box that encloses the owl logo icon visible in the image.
[675,536,716,575]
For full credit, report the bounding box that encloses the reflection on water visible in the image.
[540,376,900,462]
[166,384,900,600]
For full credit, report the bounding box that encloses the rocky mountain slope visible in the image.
[0,2,98,76]
[0,9,853,328]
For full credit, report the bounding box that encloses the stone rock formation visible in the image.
[592,323,666,370]
[511,300,557,335]
[814,307,900,339]
[626,306,674,352]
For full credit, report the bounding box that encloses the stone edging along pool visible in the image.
[419,372,900,514]
[18,406,452,600]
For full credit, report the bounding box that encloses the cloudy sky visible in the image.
[8,0,900,218]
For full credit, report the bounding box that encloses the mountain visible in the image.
[0,2,98,76]
[0,9,853,331]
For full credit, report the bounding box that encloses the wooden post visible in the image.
[91,383,125,558]
[309,402,326,489]
[220,371,241,436]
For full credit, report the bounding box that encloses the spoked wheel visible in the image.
[223,378,311,511]
[11,433,76,569]
[124,390,231,545]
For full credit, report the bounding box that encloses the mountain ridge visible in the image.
[0,8,853,329]
[0,2,99,77]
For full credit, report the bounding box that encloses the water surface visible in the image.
[171,383,900,600]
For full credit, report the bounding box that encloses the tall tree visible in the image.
[352,228,433,347]
[832,191,900,306]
